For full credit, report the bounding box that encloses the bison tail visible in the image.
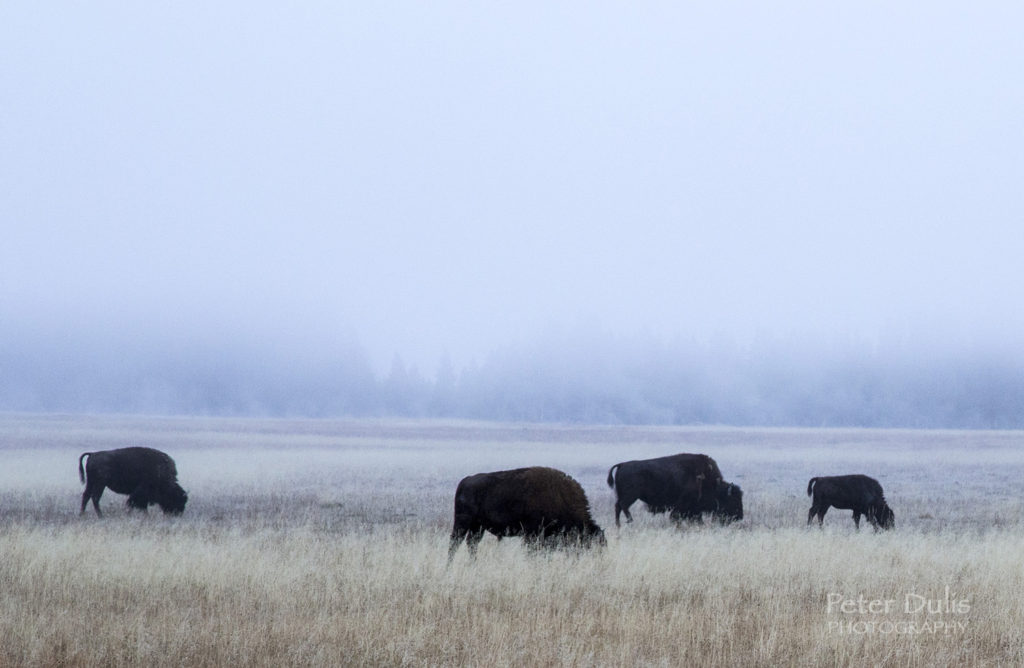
[606,464,619,490]
[78,452,91,485]
[807,477,818,497]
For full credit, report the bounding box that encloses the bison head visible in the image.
[157,483,189,515]
[713,482,743,523]
[874,504,895,530]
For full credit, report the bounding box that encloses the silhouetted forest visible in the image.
[3,327,1023,429]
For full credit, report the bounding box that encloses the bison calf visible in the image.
[79,447,188,517]
[807,474,894,531]
[448,466,605,561]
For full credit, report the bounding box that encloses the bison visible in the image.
[448,466,605,560]
[606,453,743,527]
[807,474,894,530]
[79,447,188,517]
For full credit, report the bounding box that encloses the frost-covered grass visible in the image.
[0,414,1022,666]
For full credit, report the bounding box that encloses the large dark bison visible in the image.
[448,466,605,560]
[606,453,743,527]
[807,474,894,530]
[79,447,188,517]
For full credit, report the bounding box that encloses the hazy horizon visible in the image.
[3,4,1023,424]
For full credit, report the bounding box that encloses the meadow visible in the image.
[1,413,1022,666]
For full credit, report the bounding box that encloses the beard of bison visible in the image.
[79,448,188,517]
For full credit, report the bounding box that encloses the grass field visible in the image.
[1,414,1022,666]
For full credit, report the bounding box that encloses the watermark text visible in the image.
[825,587,970,636]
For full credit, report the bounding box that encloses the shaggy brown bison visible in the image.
[607,453,743,527]
[807,474,894,530]
[79,447,188,516]
[448,466,605,560]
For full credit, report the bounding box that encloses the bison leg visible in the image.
[447,533,464,563]
[448,523,484,562]
[614,499,634,527]
[81,483,104,517]
[852,510,862,530]
[464,527,485,556]
[808,504,827,527]
[613,495,636,527]
[448,523,469,562]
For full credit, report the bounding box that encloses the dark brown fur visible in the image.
[807,474,894,531]
[607,453,743,526]
[448,466,605,560]
[79,447,188,516]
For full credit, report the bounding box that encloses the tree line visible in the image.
[3,328,1023,429]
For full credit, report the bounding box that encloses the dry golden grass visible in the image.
[1,414,1022,666]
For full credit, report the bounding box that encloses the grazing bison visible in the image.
[607,453,743,527]
[79,447,188,517]
[448,466,605,560]
[807,474,894,530]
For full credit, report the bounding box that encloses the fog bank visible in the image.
[3,4,1023,428]
[3,328,1022,429]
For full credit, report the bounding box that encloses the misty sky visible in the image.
[3,3,1023,377]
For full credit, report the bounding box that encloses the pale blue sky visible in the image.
[3,3,1022,375]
